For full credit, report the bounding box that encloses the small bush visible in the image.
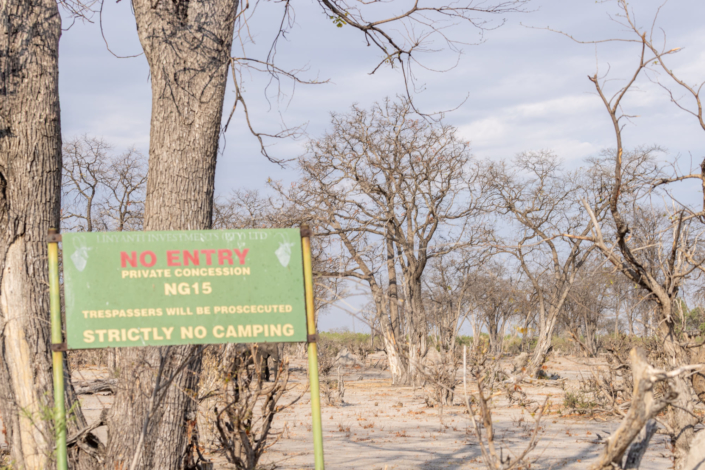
[319,330,374,360]
[504,335,523,355]
[550,335,572,355]
[563,391,597,412]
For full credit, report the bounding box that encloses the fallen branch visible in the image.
[73,378,117,395]
[590,348,703,470]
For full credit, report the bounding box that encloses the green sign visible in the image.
[62,229,307,349]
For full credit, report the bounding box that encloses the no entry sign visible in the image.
[62,229,308,349]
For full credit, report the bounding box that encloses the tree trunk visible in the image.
[658,315,697,470]
[692,343,705,405]
[381,328,406,385]
[370,289,408,385]
[579,313,598,357]
[683,430,705,470]
[527,310,558,376]
[614,301,620,336]
[487,316,506,356]
[0,0,64,467]
[405,280,427,385]
[386,224,402,340]
[104,0,238,467]
[471,310,482,352]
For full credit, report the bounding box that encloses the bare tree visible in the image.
[424,249,487,357]
[469,263,522,356]
[62,135,112,232]
[462,346,547,470]
[214,346,299,470]
[213,189,272,230]
[560,262,612,357]
[62,137,147,233]
[277,98,490,384]
[101,148,147,232]
[487,151,609,376]
[572,35,705,463]
[547,0,705,212]
[590,348,703,470]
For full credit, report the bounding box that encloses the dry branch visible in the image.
[590,348,703,470]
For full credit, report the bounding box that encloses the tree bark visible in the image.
[692,343,705,405]
[0,0,62,467]
[683,430,705,470]
[385,225,401,340]
[380,327,406,385]
[659,320,697,469]
[104,0,238,467]
[591,349,668,470]
[405,280,426,385]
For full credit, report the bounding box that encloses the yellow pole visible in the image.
[48,228,67,470]
[301,224,325,469]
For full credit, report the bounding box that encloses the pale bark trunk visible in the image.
[659,319,697,469]
[584,315,598,357]
[487,316,505,356]
[385,228,401,340]
[104,0,238,467]
[381,330,406,385]
[0,0,62,467]
[471,310,481,352]
[683,430,705,470]
[627,308,635,336]
[614,300,621,336]
[527,310,558,376]
[405,280,426,385]
[372,288,407,385]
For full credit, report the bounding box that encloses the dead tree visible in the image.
[463,262,523,356]
[576,36,705,462]
[559,262,614,357]
[62,138,147,233]
[62,136,112,232]
[487,151,609,376]
[590,348,703,470]
[101,148,147,232]
[277,98,490,384]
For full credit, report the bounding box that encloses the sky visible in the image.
[58,0,705,332]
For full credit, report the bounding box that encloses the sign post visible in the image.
[49,226,325,469]
[301,224,325,469]
[48,228,67,470]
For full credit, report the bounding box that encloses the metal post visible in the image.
[48,228,68,470]
[301,224,325,470]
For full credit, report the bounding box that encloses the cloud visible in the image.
[55,0,705,330]
[58,4,705,181]
[460,117,506,148]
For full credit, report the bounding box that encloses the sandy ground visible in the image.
[0,355,691,469]
[239,356,675,470]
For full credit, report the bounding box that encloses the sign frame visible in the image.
[61,228,309,349]
[48,226,325,470]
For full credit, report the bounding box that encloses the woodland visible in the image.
[1,0,705,469]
